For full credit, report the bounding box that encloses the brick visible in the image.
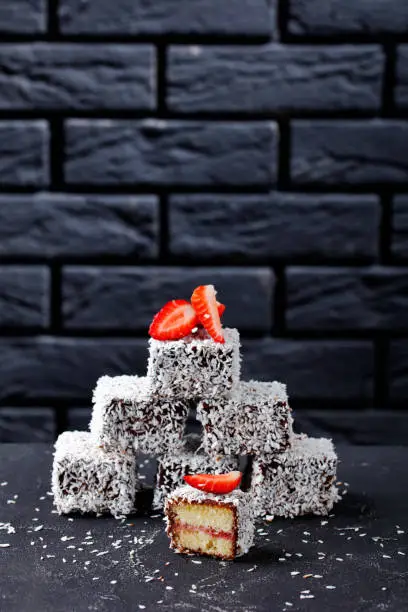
[297,411,408,445]
[396,46,408,109]
[169,193,379,262]
[286,267,408,331]
[0,0,45,33]
[291,412,330,439]
[392,196,408,261]
[62,267,274,332]
[0,338,147,402]
[288,0,408,36]
[242,339,374,401]
[64,119,277,186]
[0,45,156,111]
[0,408,55,443]
[390,341,408,402]
[0,121,49,187]
[67,407,91,431]
[390,341,408,405]
[168,45,382,113]
[0,194,158,260]
[291,121,408,185]
[0,266,49,329]
[59,0,273,36]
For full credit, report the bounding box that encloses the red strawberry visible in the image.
[217,301,226,317]
[191,285,225,343]
[184,471,242,494]
[149,299,198,341]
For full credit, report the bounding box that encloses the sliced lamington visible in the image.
[153,433,238,511]
[251,435,340,518]
[197,380,293,457]
[147,327,241,399]
[52,431,137,518]
[165,484,255,560]
[90,375,189,453]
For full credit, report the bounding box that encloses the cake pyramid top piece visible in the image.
[147,327,240,399]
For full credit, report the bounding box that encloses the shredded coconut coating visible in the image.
[52,431,137,518]
[147,328,241,399]
[153,433,238,510]
[90,375,189,454]
[197,380,293,456]
[251,435,340,518]
[165,485,255,557]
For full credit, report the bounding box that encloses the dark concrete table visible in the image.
[0,445,407,612]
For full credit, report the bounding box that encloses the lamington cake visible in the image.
[147,327,241,399]
[197,380,293,456]
[90,375,189,453]
[49,280,342,564]
[153,433,239,510]
[52,431,137,518]
[165,476,255,560]
[251,435,340,518]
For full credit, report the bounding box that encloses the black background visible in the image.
[0,0,408,445]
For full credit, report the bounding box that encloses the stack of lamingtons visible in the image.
[52,323,340,521]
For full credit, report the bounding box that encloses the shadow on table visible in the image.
[336,491,376,519]
[235,546,285,566]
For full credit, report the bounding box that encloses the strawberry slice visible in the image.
[217,301,226,317]
[149,299,198,340]
[191,285,225,343]
[184,471,242,494]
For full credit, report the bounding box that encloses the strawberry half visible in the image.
[217,301,226,317]
[184,471,242,495]
[149,299,198,341]
[191,285,225,343]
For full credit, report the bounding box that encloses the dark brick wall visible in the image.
[0,0,407,444]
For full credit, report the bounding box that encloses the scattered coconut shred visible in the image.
[1,436,405,608]
[1,481,406,612]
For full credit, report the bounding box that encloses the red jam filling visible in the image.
[175,521,234,541]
